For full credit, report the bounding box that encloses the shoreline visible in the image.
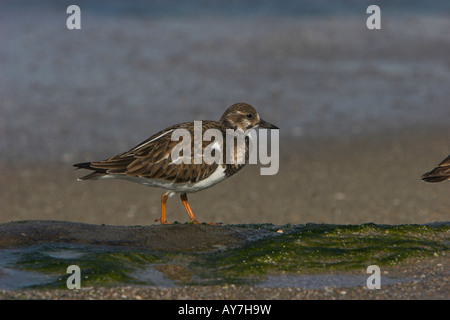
[1,256,447,300]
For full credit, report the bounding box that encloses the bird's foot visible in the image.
[205,222,223,225]
[155,218,171,225]
[188,220,223,225]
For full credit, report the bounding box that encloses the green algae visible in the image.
[1,223,448,289]
[190,223,448,284]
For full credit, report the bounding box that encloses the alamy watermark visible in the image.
[169,121,279,175]
[66,265,81,289]
[67,5,381,31]
[366,265,381,289]
[66,5,81,30]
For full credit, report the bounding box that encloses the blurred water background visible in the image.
[1,0,450,163]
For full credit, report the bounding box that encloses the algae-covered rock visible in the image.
[0,220,448,290]
[0,220,275,251]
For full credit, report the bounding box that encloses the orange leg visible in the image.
[180,193,222,225]
[155,192,171,224]
[180,193,200,224]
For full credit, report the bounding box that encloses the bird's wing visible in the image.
[86,122,221,183]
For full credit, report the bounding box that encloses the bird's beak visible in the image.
[257,119,279,129]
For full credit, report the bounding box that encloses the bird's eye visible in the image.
[246,113,254,119]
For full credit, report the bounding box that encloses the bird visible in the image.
[421,154,450,183]
[74,102,278,224]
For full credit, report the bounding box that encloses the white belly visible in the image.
[104,164,227,193]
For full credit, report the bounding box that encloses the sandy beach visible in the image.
[1,125,449,226]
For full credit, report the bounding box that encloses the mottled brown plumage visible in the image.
[75,121,223,184]
[422,155,450,183]
[74,102,278,224]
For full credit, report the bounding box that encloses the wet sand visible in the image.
[1,125,449,226]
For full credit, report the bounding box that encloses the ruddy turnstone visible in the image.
[422,154,450,182]
[74,102,278,224]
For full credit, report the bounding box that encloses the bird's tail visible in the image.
[73,162,107,180]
